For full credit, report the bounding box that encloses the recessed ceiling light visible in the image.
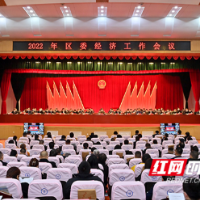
[101,10,104,12]
[135,14,138,16]
[65,10,68,12]
[136,10,139,12]
[67,14,70,16]
[101,6,104,8]
[32,14,36,16]
[101,14,104,16]
[64,6,67,8]
[172,10,175,13]
[174,6,178,9]
[0,14,2,16]
[30,10,33,13]
[138,5,141,9]
[169,14,172,16]
[27,6,30,9]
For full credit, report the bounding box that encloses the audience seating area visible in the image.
[0,132,199,199]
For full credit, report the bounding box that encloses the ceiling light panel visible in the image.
[0,13,4,18]
[23,6,38,17]
[167,6,182,17]
[98,6,107,17]
[132,6,145,17]
[60,6,72,17]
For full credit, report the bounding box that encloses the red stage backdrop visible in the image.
[20,74,183,112]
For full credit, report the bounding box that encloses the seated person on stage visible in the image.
[64,108,70,114]
[172,147,182,159]
[124,108,131,115]
[73,109,78,114]
[39,151,56,168]
[0,151,7,166]
[49,108,54,114]
[98,108,106,115]
[115,108,122,114]
[184,108,193,115]
[37,108,44,114]
[10,108,19,115]
[108,108,114,114]
[195,109,200,115]
[54,108,60,113]
[86,108,94,114]
[31,108,37,114]
[24,108,32,114]
[63,161,103,199]
[183,178,200,200]
[78,109,84,114]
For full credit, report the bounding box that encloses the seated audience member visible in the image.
[10,149,17,157]
[47,132,52,138]
[186,136,193,143]
[177,130,182,135]
[172,147,183,159]
[138,134,142,139]
[177,138,185,149]
[91,147,97,154]
[133,136,140,149]
[191,145,199,153]
[29,158,39,167]
[11,108,19,115]
[143,143,152,154]
[83,143,89,149]
[90,132,95,138]
[20,148,26,155]
[131,151,142,172]
[6,167,29,198]
[39,140,47,151]
[187,151,199,164]
[114,145,121,149]
[39,151,56,168]
[152,140,158,144]
[49,142,55,150]
[49,149,57,157]
[124,140,129,145]
[152,130,159,138]
[184,132,191,141]
[63,161,103,199]
[20,144,30,156]
[65,140,71,145]
[162,133,168,142]
[8,140,14,144]
[167,145,174,154]
[0,151,7,166]
[69,132,74,139]
[87,137,91,141]
[34,134,39,141]
[183,178,200,200]
[116,134,122,138]
[13,136,17,146]
[135,130,139,136]
[87,154,99,169]
[60,135,66,141]
[98,153,108,189]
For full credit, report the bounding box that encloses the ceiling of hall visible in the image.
[0,1,200,39]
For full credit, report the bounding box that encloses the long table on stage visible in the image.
[0,114,200,124]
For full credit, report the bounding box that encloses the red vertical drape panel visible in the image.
[20,74,183,112]
[189,72,200,111]
[1,72,11,114]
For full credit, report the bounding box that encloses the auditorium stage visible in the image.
[0,115,200,140]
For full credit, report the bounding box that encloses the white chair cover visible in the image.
[56,155,64,163]
[111,181,145,200]
[32,145,44,151]
[99,135,108,141]
[151,144,162,151]
[112,149,126,157]
[124,155,135,163]
[92,145,103,150]
[109,164,129,177]
[56,141,65,146]
[183,148,190,154]
[110,141,120,146]
[0,178,22,199]
[5,144,16,149]
[39,162,52,173]
[82,141,93,148]
[30,140,39,146]
[70,181,104,200]
[136,141,146,145]
[91,169,104,182]
[136,144,146,150]
[164,144,174,149]
[129,149,142,155]
[0,166,9,178]
[98,149,109,155]
[28,179,63,200]
[106,145,116,151]
[162,154,175,159]
[7,162,26,168]
[129,158,142,168]
[152,138,161,144]
[79,149,91,157]
[188,140,198,145]
[135,164,145,178]
[48,157,60,167]
[152,181,183,200]
[0,143,3,148]
[58,163,78,174]
[47,168,72,182]
[65,156,82,166]
[21,156,38,166]
[0,148,11,155]
[107,155,119,159]
[146,149,159,157]
[20,166,42,180]
[115,138,125,143]
[3,156,17,163]
[141,169,162,184]
[30,149,42,156]
[78,138,86,144]
[91,138,100,143]
[63,149,76,155]
[122,145,133,151]
[62,145,74,150]
[107,158,125,167]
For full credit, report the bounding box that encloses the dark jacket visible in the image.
[39,159,57,168]
[63,173,103,199]
[171,156,182,159]
[0,160,7,166]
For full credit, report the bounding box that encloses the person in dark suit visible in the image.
[133,136,140,149]
[59,135,66,141]
[187,151,199,164]
[63,161,103,199]
[0,151,7,166]
[152,130,159,138]
[172,147,183,159]
[143,143,152,155]
[39,151,56,168]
